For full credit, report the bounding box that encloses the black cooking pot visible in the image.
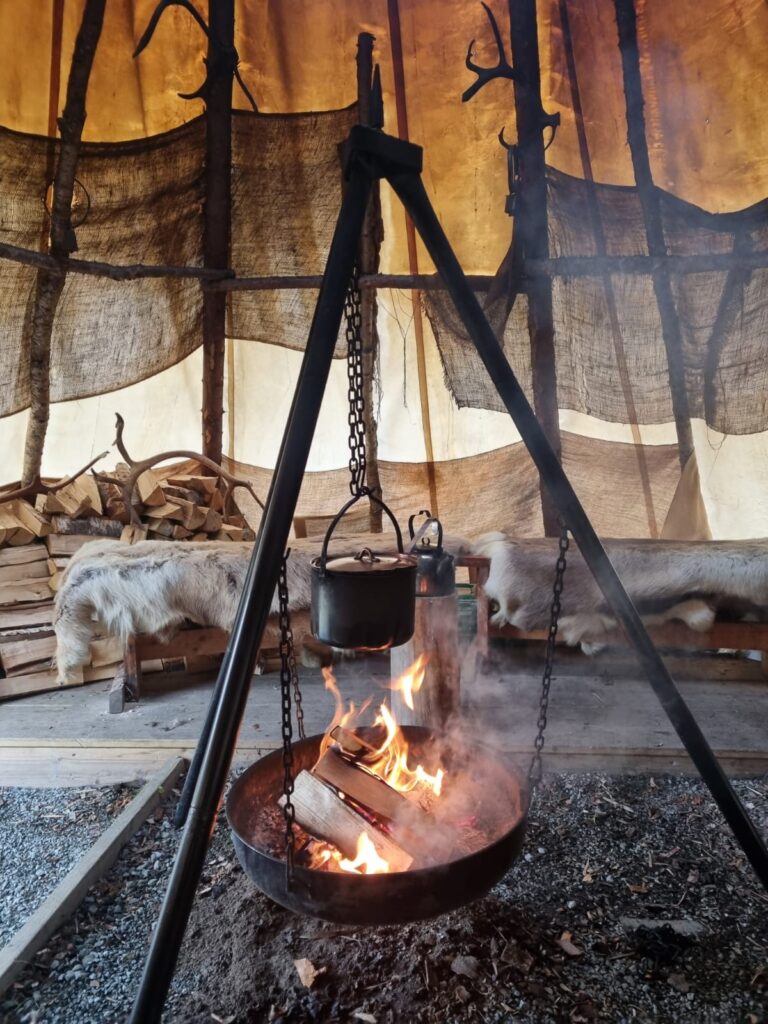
[310,488,416,650]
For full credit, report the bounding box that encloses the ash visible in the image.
[2,774,767,1024]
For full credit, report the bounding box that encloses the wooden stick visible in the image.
[21,0,106,487]
[0,241,233,281]
[614,0,693,468]
[357,33,384,533]
[285,770,413,872]
[0,756,185,997]
[1,246,765,288]
[507,0,561,535]
[201,0,235,465]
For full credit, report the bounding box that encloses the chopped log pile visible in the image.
[282,728,457,873]
[0,448,258,702]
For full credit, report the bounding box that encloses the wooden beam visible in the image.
[387,0,439,517]
[507,0,561,535]
[2,248,765,289]
[614,0,693,468]
[201,0,235,464]
[357,33,384,532]
[0,756,185,997]
[21,0,106,486]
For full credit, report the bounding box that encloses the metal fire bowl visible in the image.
[226,728,529,925]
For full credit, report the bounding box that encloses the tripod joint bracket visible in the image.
[342,125,423,180]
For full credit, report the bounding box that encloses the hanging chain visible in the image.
[278,550,303,886]
[344,264,367,497]
[529,522,570,788]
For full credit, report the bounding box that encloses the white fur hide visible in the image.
[54,532,472,682]
[471,533,768,646]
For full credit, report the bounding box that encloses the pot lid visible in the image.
[323,548,416,574]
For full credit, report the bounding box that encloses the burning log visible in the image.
[282,770,413,872]
[313,749,456,864]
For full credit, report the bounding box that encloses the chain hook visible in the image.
[344,264,367,497]
[278,550,305,889]
[528,521,569,788]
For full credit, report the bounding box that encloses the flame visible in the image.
[304,833,390,875]
[388,652,428,710]
[338,832,391,874]
[319,661,444,801]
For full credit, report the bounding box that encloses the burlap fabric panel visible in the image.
[226,430,679,540]
[426,168,768,435]
[0,105,356,417]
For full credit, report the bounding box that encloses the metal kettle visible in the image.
[408,510,455,598]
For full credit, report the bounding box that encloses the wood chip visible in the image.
[293,958,325,988]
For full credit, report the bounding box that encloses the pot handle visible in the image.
[319,487,404,570]
[407,514,443,553]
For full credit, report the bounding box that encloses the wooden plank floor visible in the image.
[1,647,766,786]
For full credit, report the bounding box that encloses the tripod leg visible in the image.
[175,426,291,829]
[130,165,373,1024]
[389,169,768,890]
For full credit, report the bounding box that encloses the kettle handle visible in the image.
[407,513,443,553]
[408,509,432,539]
[319,487,404,570]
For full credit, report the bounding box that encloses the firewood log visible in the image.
[282,770,413,872]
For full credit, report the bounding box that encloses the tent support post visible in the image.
[613,0,694,470]
[201,0,235,463]
[134,124,768,1024]
[357,32,384,532]
[558,0,659,538]
[21,0,106,486]
[506,0,562,536]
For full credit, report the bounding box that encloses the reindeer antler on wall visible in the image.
[462,2,519,102]
[133,0,258,111]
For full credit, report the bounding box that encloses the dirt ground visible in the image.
[164,773,768,1024]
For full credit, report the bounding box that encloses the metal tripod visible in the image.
[130,121,768,1024]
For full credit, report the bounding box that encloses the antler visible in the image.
[0,450,110,506]
[133,0,258,111]
[462,2,518,103]
[101,414,265,525]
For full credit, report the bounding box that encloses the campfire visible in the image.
[226,655,528,923]
[278,656,498,876]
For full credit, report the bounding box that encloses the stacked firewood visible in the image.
[0,454,258,701]
[0,535,124,700]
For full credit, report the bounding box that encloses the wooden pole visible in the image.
[357,33,384,532]
[21,0,106,486]
[506,0,562,536]
[614,0,694,469]
[558,0,658,537]
[387,0,439,517]
[201,0,235,464]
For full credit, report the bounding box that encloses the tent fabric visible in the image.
[0,0,767,541]
[0,105,357,417]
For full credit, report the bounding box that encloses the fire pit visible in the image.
[226,664,529,925]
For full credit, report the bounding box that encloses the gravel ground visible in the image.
[0,786,138,945]
[2,773,767,1024]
